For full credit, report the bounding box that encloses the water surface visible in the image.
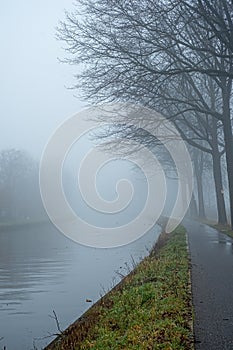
[0,223,160,350]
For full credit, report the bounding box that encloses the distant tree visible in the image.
[0,149,39,221]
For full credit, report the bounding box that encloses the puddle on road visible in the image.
[211,240,232,246]
[210,239,233,254]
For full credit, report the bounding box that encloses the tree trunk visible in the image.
[189,193,198,218]
[193,151,206,220]
[222,81,233,228]
[196,173,206,219]
[212,151,227,224]
[211,118,227,225]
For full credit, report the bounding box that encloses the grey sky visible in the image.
[1,0,83,156]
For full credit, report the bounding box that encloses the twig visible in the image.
[51,310,63,334]
[130,254,137,269]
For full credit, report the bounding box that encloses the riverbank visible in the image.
[0,219,49,231]
[45,226,193,350]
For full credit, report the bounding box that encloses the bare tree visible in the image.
[58,0,233,226]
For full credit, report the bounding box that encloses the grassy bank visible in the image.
[213,223,233,239]
[46,226,193,350]
[202,220,233,239]
[0,219,49,231]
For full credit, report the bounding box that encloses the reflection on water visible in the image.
[0,223,160,350]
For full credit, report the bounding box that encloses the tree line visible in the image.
[0,149,45,223]
[57,0,233,227]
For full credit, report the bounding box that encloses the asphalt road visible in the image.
[185,221,233,350]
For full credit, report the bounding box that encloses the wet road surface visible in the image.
[185,221,233,350]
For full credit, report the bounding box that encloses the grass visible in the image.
[212,223,233,238]
[201,219,233,239]
[46,227,193,350]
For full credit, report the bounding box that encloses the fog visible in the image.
[0,0,206,226]
[2,1,233,348]
[0,0,228,230]
[1,0,83,156]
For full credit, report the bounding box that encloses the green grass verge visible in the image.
[46,227,193,350]
[213,223,233,239]
[202,219,233,239]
